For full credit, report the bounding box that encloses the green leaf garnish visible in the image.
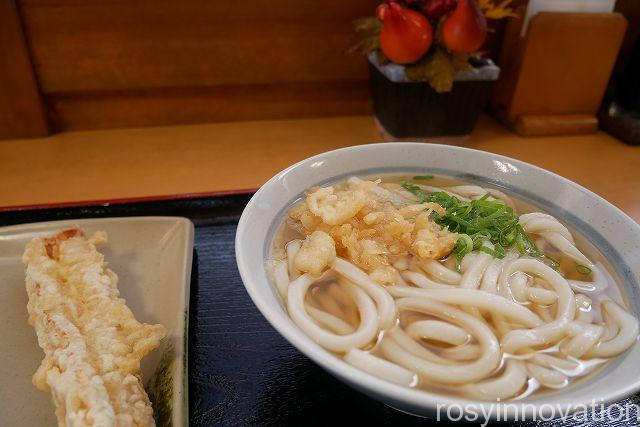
[425,191,553,266]
[576,264,592,275]
[413,175,434,180]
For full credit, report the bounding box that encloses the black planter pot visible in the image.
[369,52,499,139]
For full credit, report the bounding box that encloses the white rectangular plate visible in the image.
[0,216,194,426]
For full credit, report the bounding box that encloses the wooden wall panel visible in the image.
[14,0,376,132]
[0,0,50,138]
[20,0,374,92]
[47,80,371,131]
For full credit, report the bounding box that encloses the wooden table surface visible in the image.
[0,114,638,222]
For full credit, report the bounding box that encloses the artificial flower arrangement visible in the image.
[353,0,515,93]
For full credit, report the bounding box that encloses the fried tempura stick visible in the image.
[24,229,166,426]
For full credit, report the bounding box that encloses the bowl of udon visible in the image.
[235,143,640,420]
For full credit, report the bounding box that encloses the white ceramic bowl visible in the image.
[235,143,640,420]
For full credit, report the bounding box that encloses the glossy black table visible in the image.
[2,195,638,426]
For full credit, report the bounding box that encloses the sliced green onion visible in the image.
[478,245,504,258]
[543,255,561,270]
[401,180,428,203]
[493,243,507,258]
[424,190,552,264]
[454,234,473,256]
[413,175,434,180]
[576,264,592,275]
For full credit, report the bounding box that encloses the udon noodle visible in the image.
[266,175,639,401]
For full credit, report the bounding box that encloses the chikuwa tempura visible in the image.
[24,229,165,426]
[267,175,639,401]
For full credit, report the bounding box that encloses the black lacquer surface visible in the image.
[2,195,639,426]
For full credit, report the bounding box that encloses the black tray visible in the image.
[2,195,638,427]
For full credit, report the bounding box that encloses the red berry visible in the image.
[441,0,487,53]
[422,0,456,21]
[378,2,434,64]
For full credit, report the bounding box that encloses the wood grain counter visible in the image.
[0,115,638,222]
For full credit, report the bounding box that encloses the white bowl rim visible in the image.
[235,142,640,419]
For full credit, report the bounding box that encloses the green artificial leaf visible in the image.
[348,35,379,54]
[451,53,472,71]
[353,16,381,33]
[405,48,456,93]
[477,0,517,19]
[405,48,472,93]
[349,16,381,55]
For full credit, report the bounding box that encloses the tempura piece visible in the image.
[288,179,458,272]
[294,231,336,276]
[23,229,166,426]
